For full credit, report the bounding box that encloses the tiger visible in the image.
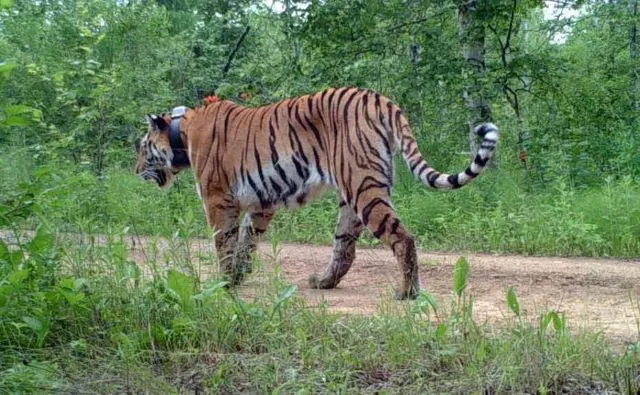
[134,87,499,300]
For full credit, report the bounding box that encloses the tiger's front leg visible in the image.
[205,197,243,286]
[236,210,275,275]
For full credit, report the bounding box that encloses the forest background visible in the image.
[1,0,640,256]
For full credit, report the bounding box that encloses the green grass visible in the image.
[4,155,638,257]
[1,225,639,394]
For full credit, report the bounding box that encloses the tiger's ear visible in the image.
[146,114,169,132]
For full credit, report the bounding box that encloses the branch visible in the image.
[223,26,251,76]
[386,8,452,33]
[504,0,517,54]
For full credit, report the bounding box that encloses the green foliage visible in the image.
[507,287,521,318]
[453,256,470,298]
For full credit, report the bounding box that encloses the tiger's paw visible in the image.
[394,288,419,301]
[308,274,337,289]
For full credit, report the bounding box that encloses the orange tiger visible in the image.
[135,87,499,299]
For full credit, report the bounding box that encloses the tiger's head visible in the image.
[135,114,180,188]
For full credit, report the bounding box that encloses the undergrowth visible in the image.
[1,183,640,393]
[2,154,639,257]
[1,227,639,393]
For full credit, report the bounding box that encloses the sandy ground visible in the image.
[245,243,640,344]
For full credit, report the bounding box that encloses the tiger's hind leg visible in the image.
[309,200,364,289]
[237,210,275,275]
[357,195,420,300]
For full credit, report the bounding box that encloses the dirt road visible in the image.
[231,243,640,345]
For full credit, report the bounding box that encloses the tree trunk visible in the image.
[631,0,638,125]
[457,0,492,156]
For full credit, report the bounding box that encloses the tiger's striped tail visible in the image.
[398,116,499,190]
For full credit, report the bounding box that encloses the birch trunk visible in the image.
[631,0,638,124]
[457,0,492,156]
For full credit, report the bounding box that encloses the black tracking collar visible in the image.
[169,106,191,168]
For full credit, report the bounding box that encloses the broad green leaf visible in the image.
[453,257,470,297]
[275,284,297,306]
[0,61,16,76]
[507,287,520,317]
[194,280,228,300]
[0,239,8,260]
[2,115,30,126]
[0,0,13,9]
[8,268,29,286]
[60,289,85,306]
[22,316,42,333]
[53,71,64,83]
[552,312,565,332]
[4,105,37,115]
[28,226,53,254]
[416,290,438,315]
[167,269,196,308]
[272,284,297,316]
[436,323,448,340]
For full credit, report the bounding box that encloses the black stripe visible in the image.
[447,174,461,188]
[292,156,308,180]
[427,171,439,187]
[474,155,489,167]
[390,218,400,235]
[416,162,429,176]
[269,176,283,195]
[222,106,238,146]
[373,213,390,238]
[312,147,325,180]
[361,198,391,226]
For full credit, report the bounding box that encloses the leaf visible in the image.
[541,311,565,334]
[507,287,520,317]
[0,61,17,76]
[272,284,297,316]
[0,239,8,260]
[22,316,42,333]
[436,323,448,340]
[416,290,438,315]
[541,311,554,332]
[453,257,470,297]
[2,116,30,126]
[27,226,53,254]
[193,280,228,301]
[552,312,566,333]
[53,71,64,83]
[422,291,438,313]
[0,0,13,10]
[167,269,196,309]
[4,105,38,116]
[8,268,29,286]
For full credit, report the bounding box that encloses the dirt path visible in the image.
[231,243,640,345]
